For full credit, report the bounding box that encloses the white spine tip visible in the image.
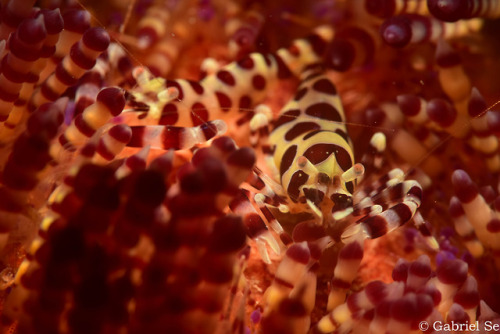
[213,119,228,136]
[371,132,387,152]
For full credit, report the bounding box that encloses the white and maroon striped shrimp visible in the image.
[266,71,422,236]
